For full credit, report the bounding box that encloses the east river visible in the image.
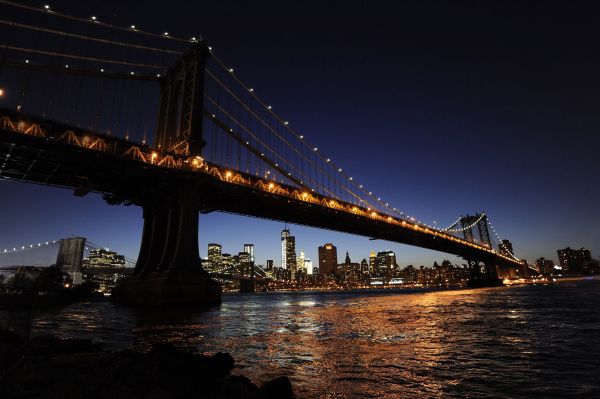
[2,279,600,398]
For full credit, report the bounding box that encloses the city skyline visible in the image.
[1,0,599,269]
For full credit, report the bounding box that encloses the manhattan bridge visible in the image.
[0,1,522,304]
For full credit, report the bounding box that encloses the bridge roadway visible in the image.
[0,108,519,267]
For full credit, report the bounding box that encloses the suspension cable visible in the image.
[2,45,166,69]
[0,19,182,54]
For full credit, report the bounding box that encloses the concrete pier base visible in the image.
[113,269,221,306]
[114,186,221,306]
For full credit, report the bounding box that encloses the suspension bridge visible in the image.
[0,2,522,305]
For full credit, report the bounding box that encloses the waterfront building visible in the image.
[557,247,592,274]
[318,243,338,274]
[535,257,555,275]
[82,248,130,293]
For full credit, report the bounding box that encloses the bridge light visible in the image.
[91,16,97,21]
[371,211,377,217]
[249,88,254,92]
[352,207,358,212]
[313,147,318,151]
[151,152,158,161]
[268,183,274,189]
[228,68,234,73]
[267,105,272,110]
[299,135,304,139]
[163,32,169,36]
[65,64,69,68]
[225,171,232,178]
[100,68,104,72]
[130,25,136,30]
[44,5,50,10]
[326,158,330,162]
[387,217,393,221]
[284,121,289,125]
[25,59,29,64]
[0,88,4,97]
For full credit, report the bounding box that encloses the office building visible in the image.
[318,243,338,274]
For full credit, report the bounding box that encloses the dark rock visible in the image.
[212,351,235,373]
[259,376,294,399]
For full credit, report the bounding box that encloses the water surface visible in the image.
[2,281,599,398]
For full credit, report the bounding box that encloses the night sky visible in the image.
[1,0,599,267]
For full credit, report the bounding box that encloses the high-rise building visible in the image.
[500,239,514,256]
[369,250,377,273]
[318,243,338,274]
[243,244,255,263]
[281,229,297,272]
[266,259,274,271]
[535,257,555,275]
[376,250,397,271]
[297,249,306,272]
[305,258,313,275]
[208,243,222,264]
[360,258,369,274]
[557,247,592,274]
[344,252,351,264]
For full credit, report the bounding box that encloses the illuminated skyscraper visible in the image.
[318,243,338,274]
[281,228,296,272]
[376,250,397,271]
[369,250,377,273]
[297,249,306,272]
[208,243,222,264]
[243,244,255,263]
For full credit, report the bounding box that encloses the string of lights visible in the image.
[487,219,520,260]
[442,213,487,233]
[0,1,193,43]
[1,240,58,254]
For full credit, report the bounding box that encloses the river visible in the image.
[2,280,599,398]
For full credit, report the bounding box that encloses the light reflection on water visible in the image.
[2,282,600,398]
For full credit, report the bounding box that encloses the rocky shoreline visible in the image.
[0,330,294,399]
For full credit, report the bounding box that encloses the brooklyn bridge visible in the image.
[0,1,522,305]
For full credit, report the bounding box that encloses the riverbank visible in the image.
[0,329,294,399]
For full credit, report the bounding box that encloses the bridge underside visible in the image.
[1,120,509,304]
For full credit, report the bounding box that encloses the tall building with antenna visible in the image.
[281,228,296,273]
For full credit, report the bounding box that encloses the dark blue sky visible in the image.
[1,0,599,266]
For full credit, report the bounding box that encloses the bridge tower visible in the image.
[155,42,210,156]
[113,42,221,306]
[55,237,86,286]
[461,214,501,287]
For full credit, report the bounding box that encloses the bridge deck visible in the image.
[0,109,519,268]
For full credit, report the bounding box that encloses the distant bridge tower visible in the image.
[155,42,211,156]
[55,237,86,285]
[460,213,491,247]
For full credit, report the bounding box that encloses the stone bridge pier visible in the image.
[113,185,221,306]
